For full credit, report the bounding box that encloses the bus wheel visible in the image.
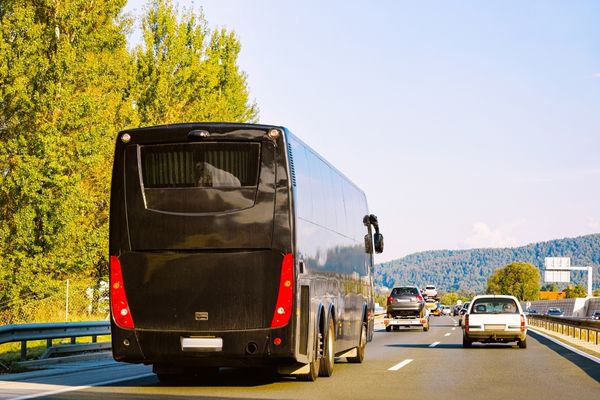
[319,318,335,377]
[347,322,366,363]
[297,333,320,382]
[296,357,319,381]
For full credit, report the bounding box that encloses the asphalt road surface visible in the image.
[1,316,598,400]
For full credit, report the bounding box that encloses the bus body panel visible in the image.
[119,250,282,331]
[285,130,374,357]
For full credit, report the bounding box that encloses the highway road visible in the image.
[1,316,598,399]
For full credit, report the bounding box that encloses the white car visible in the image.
[423,285,438,299]
[462,295,527,348]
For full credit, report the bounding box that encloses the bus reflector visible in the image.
[110,256,135,329]
[271,253,294,328]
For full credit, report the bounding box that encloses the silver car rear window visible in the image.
[391,287,419,296]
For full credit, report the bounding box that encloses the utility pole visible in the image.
[65,279,69,322]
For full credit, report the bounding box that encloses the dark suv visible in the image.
[386,286,426,318]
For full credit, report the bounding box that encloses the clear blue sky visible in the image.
[124,1,600,263]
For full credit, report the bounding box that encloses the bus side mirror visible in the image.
[364,234,373,254]
[374,233,384,254]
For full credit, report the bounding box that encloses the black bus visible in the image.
[109,123,383,382]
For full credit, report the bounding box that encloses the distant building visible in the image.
[539,291,566,300]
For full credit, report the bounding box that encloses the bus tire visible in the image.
[347,322,366,363]
[385,325,391,332]
[296,357,319,381]
[297,329,321,382]
[319,318,335,377]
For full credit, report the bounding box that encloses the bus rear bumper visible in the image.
[112,325,296,368]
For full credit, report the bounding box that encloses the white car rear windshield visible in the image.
[471,298,518,314]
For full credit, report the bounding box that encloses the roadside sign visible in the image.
[544,257,571,269]
[544,270,570,283]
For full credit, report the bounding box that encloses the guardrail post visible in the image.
[47,339,52,348]
[20,340,27,361]
[92,335,97,343]
[70,337,76,344]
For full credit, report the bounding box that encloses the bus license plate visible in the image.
[181,337,223,352]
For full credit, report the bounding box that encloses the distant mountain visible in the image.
[375,234,600,294]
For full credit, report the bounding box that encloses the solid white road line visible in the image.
[444,333,451,337]
[528,328,600,365]
[388,359,413,371]
[429,341,440,348]
[8,372,154,400]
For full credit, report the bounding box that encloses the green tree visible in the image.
[0,0,259,324]
[541,282,559,292]
[133,0,258,125]
[0,0,135,322]
[440,292,459,306]
[564,284,587,298]
[486,262,540,301]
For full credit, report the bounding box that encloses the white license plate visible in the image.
[389,319,420,325]
[181,337,223,352]
[484,324,506,331]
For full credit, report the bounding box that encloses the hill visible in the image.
[375,234,600,294]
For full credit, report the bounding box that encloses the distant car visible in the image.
[458,302,471,326]
[462,295,528,348]
[453,304,462,316]
[525,308,538,316]
[386,286,426,319]
[385,286,429,332]
[442,305,451,316]
[423,285,438,299]
[425,298,438,313]
[432,304,443,316]
[591,311,600,320]
[546,307,564,317]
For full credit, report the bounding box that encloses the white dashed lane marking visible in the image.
[444,333,451,337]
[388,359,413,371]
[429,341,440,348]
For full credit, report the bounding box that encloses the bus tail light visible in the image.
[520,314,526,332]
[110,256,135,329]
[271,253,294,328]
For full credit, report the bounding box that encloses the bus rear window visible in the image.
[141,142,260,188]
[136,142,262,214]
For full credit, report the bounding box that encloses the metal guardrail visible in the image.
[0,321,110,361]
[528,315,600,346]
